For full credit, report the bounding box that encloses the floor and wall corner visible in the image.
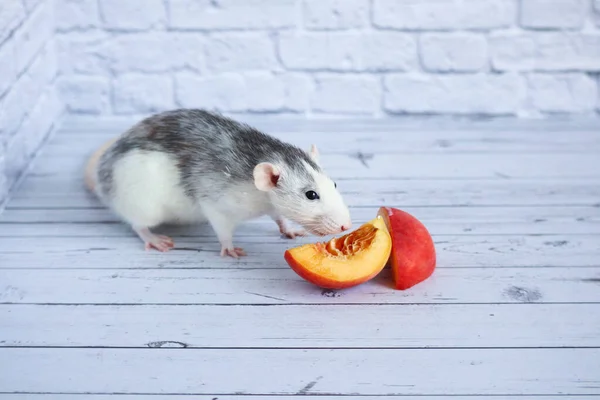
[0,0,64,208]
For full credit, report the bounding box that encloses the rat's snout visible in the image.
[341,223,351,232]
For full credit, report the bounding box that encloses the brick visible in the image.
[279,32,417,71]
[55,0,100,31]
[205,33,277,73]
[1,44,59,134]
[373,0,514,30]
[0,74,37,139]
[168,0,296,30]
[23,0,44,11]
[491,33,600,71]
[311,75,379,114]
[597,75,600,111]
[0,40,16,97]
[58,32,206,74]
[99,0,166,30]
[528,73,597,113]
[3,87,61,188]
[21,88,62,156]
[56,31,110,75]
[3,129,28,189]
[176,73,246,111]
[106,33,205,73]
[278,73,311,112]
[303,0,368,30]
[5,88,62,186]
[58,76,110,114]
[112,74,174,114]
[243,72,311,112]
[0,156,7,205]
[176,72,310,112]
[28,41,59,88]
[13,0,54,75]
[384,74,525,115]
[520,0,586,29]
[420,33,487,72]
[0,0,25,43]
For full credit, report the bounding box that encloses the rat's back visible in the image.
[90,109,290,228]
[101,109,312,200]
[91,109,233,230]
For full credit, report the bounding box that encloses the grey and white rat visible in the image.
[84,109,352,257]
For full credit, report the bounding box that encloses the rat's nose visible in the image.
[341,223,351,232]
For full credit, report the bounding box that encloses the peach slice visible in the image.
[377,207,436,290]
[284,216,392,289]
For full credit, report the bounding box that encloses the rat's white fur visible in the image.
[103,150,204,227]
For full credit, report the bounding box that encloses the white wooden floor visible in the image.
[1,116,600,399]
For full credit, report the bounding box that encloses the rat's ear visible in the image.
[308,144,319,162]
[253,162,281,191]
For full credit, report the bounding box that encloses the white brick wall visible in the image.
[2,0,600,205]
[373,0,515,30]
[420,33,488,72]
[303,0,368,30]
[0,0,64,206]
[384,74,526,115]
[50,0,599,119]
[520,0,587,29]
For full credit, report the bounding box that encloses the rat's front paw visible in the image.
[280,229,306,239]
[220,246,247,258]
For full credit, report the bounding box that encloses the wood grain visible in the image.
[1,348,598,395]
[0,234,597,268]
[2,303,599,348]
[1,267,598,305]
[2,206,598,237]
[10,178,600,208]
[3,219,599,237]
[4,397,599,400]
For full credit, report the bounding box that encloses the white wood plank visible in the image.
[2,204,597,227]
[3,219,599,237]
[46,125,600,153]
[2,303,599,348]
[4,397,598,400]
[1,348,598,395]
[0,235,597,268]
[10,178,600,208]
[26,152,600,178]
[1,267,598,305]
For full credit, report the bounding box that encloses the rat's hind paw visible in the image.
[134,227,174,252]
[221,246,247,258]
[144,234,175,252]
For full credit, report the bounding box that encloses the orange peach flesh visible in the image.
[284,217,392,289]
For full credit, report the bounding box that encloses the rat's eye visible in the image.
[305,190,319,200]
[334,182,337,188]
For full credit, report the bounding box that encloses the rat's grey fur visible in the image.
[97,109,320,201]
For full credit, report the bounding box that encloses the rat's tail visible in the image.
[84,137,117,193]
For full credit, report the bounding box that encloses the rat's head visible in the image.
[253,144,351,236]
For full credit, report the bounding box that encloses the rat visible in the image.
[84,109,352,257]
